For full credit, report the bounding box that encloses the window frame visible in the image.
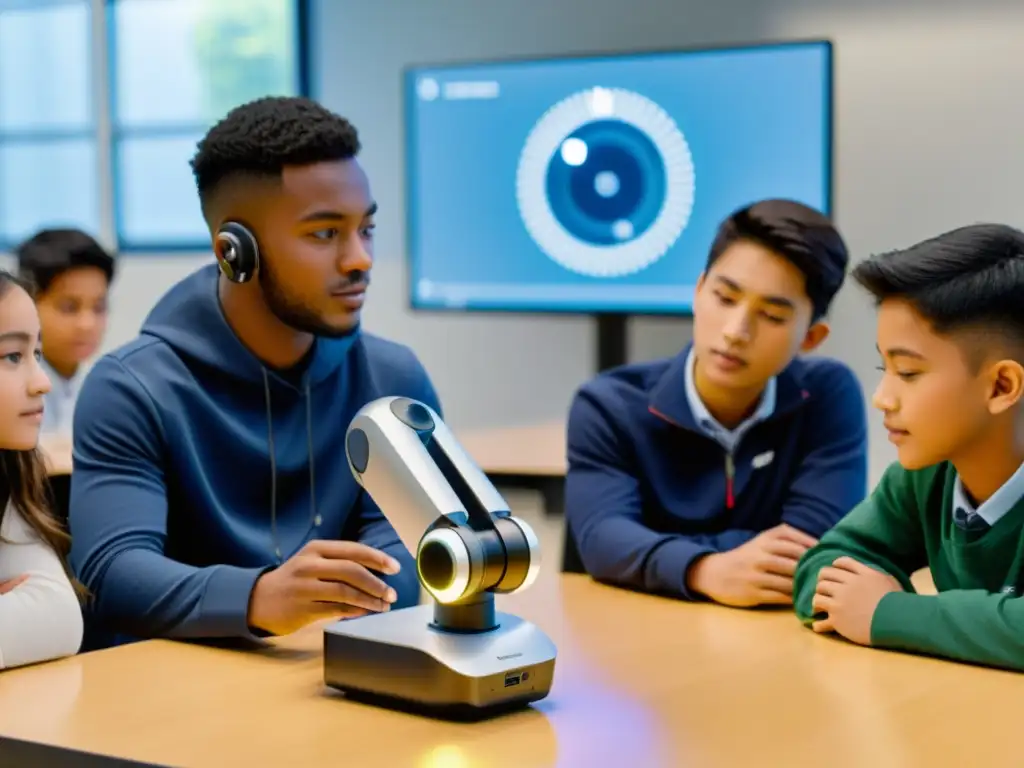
[0,0,311,254]
[0,0,100,251]
[106,0,312,252]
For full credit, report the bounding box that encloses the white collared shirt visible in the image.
[683,347,776,454]
[952,460,1024,529]
[39,357,83,437]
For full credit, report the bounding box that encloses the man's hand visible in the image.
[685,524,818,607]
[810,556,903,645]
[247,540,403,636]
[0,574,28,595]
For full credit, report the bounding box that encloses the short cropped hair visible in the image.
[707,199,849,320]
[15,229,116,295]
[189,96,361,215]
[852,223,1024,341]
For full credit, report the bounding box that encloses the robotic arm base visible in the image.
[430,592,498,634]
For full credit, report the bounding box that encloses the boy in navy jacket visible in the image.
[565,199,868,607]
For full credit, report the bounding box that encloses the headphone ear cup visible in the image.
[215,221,259,283]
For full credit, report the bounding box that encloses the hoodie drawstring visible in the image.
[305,381,319,531]
[262,368,319,564]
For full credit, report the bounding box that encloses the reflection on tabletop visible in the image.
[0,572,1023,767]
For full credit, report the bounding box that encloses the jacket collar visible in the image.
[648,343,810,430]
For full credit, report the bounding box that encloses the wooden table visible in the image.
[1,573,1020,767]
[458,422,567,478]
[39,433,74,477]
[458,422,567,516]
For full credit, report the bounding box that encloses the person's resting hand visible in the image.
[247,540,403,636]
[685,524,818,607]
[0,574,27,595]
[810,556,904,645]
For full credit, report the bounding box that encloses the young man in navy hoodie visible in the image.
[565,199,868,608]
[69,97,437,643]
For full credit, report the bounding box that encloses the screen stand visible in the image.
[595,313,629,372]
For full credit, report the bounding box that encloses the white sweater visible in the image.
[0,504,84,670]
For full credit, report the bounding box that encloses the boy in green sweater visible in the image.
[793,223,1024,671]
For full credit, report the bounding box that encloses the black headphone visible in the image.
[214,221,261,284]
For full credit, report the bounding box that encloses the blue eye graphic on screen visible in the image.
[516,87,696,278]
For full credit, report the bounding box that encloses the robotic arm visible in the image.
[345,397,541,612]
[329,396,556,717]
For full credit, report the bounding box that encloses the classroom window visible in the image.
[0,0,307,253]
[0,0,100,247]
[110,0,304,250]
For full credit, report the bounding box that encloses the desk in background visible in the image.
[40,434,73,477]
[458,422,567,516]
[37,422,569,521]
[39,433,73,528]
[1,572,1021,767]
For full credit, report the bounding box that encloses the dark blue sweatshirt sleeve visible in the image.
[69,357,268,640]
[350,352,444,608]
[565,387,756,599]
[779,362,868,538]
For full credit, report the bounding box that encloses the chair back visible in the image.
[561,522,586,573]
[47,472,72,527]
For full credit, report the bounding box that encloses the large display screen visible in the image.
[405,41,832,314]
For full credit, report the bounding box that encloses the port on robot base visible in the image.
[323,604,557,721]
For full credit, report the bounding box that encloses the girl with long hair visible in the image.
[0,269,83,670]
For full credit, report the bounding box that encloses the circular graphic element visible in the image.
[516,87,696,278]
[417,77,440,101]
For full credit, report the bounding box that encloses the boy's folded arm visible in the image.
[871,590,1024,672]
[793,464,928,622]
[0,508,84,670]
[565,389,759,599]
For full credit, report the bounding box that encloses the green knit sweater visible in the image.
[793,461,1024,671]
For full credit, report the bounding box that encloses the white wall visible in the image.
[310,0,1024,486]
[30,0,1024,488]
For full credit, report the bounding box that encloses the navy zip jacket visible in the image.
[69,264,438,641]
[565,345,868,599]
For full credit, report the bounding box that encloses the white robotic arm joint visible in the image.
[345,396,541,616]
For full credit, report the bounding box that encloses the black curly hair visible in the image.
[189,95,362,215]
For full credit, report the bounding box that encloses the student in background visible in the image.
[794,223,1024,672]
[69,97,436,645]
[0,270,84,670]
[565,199,867,607]
[14,229,115,440]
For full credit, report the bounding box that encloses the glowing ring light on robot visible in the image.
[417,527,472,604]
[515,86,696,279]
